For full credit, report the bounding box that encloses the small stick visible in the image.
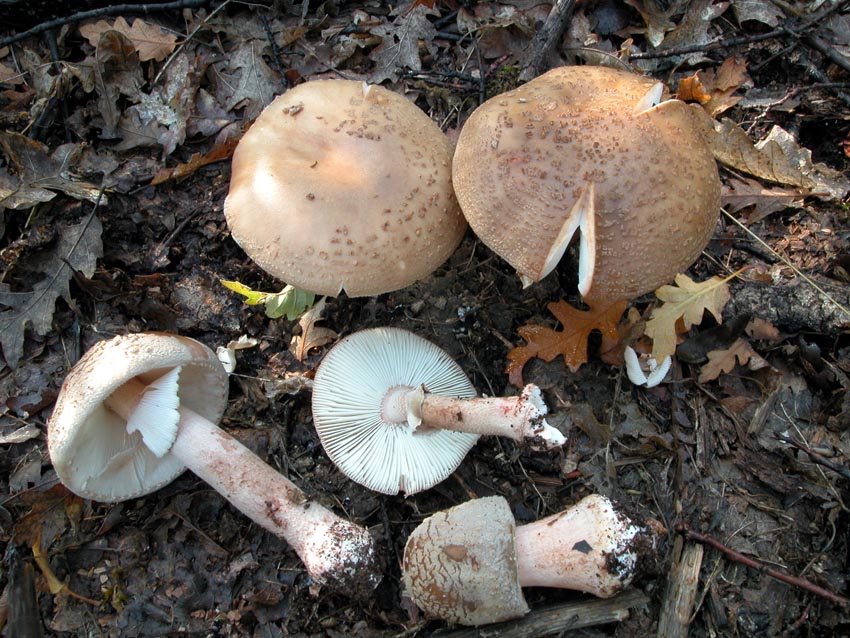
[776,434,850,481]
[679,525,850,606]
[434,589,648,638]
[519,0,578,82]
[657,537,705,638]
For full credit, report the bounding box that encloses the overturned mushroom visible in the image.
[48,332,380,595]
[224,79,467,297]
[311,327,566,495]
[452,65,721,304]
[402,494,654,626]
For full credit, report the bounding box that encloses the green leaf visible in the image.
[220,279,266,306]
[221,280,315,320]
[264,285,315,320]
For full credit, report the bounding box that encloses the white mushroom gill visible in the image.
[624,346,672,388]
[125,366,181,458]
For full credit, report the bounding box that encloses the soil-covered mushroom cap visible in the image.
[225,79,467,297]
[452,65,721,302]
[48,332,228,502]
[403,496,529,625]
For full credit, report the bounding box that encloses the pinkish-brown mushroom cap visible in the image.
[224,79,467,297]
[48,332,228,502]
[452,65,721,303]
[402,496,529,626]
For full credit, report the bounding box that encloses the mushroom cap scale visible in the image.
[311,327,479,495]
[224,79,467,297]
[402,496,529,626]
[452,65,721,302]
[48,333,228,502]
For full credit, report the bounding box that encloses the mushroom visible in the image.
[224,79,467,297]
[311,327,567,495]
[402,494,653,626]
[48,332,380,595]
[452,65,721,305]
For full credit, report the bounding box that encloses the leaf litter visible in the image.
[1,0,849,636]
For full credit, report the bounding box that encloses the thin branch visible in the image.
[519,0,578,82]
[679,525,850,606]
[776,434,850,481]
[0,0,210,49]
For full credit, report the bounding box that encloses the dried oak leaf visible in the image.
[678,57,749,116]
[698,337,767,383]
[368,5,439,84]
[290,297,338,362]
[0,213,103,368]
[506,299,627,387]
[692,109,850,200]
[645,273,732,361]
[0,132,105,211]
[722,176,803,223]
[79,16,177,62]
[151,138,238,185]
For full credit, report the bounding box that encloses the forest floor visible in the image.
[1,0,849,636]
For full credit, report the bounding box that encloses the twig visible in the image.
[776,434,850,481]
[431,589,648,638]
[679,524,850,606]
[0,0,211,49]
[519,0,578,82]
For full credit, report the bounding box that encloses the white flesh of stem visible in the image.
[536,182,597,292]
[632,82,664,115]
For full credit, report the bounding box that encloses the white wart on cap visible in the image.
[311,327,479,495]
[224,79,467,297]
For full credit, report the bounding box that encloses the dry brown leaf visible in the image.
[746,317,781,341]
[80,17,177,62]
[151,138,238,185]
[645,273,732,360]
[722,176,803,223]
[290,297,338,362]
[692,109,850,200]
[698,338,764,382]
[506,299,628,387]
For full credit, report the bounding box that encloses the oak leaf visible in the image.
[506,299,627,387]
[80,17,177,62]
[645,273,732,361]
[722,176,803,223]
[290,297,338,362]
[698,338,766,383]
[151,138,238,185]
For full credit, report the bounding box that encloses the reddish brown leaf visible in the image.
[506,299,627,387]
[150,138,239,185]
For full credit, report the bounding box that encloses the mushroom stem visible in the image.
[407,383,566,448]
[104,377,380,594]
[514,494,647,597]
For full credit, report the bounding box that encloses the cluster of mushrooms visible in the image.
[48,65,721,626]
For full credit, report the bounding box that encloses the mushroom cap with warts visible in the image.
[452,65,721,302]
[402,496,528,626]
[48,332,228,502]
[224,79,467,297]
[311,327,479,495]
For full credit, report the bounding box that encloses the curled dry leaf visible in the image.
[677,57,749,116]
[290,297,337,362]
[722,176,804,223]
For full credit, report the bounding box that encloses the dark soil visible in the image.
[1,1,849,637]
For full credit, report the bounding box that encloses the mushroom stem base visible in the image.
[415,384,566,447]
[106,378,381,594]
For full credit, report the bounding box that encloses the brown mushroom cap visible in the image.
[452,65,721,302]
[224,79,467,297]
[402,496,529,625]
